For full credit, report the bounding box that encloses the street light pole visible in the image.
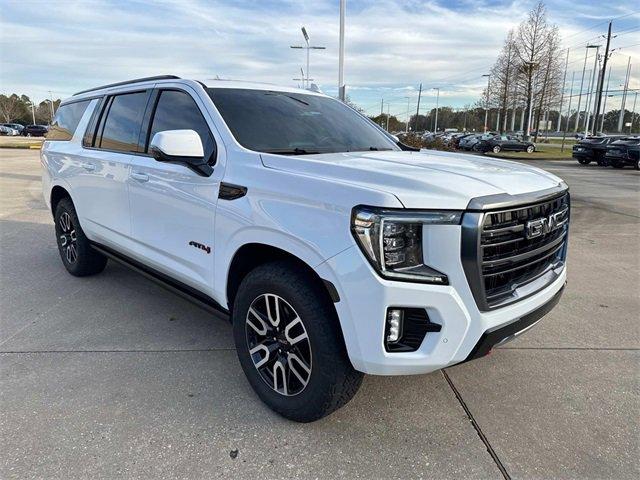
[433,88,440,133]
[290,27,326,89]
[48,90,55,121]
[338,0,346,101]
[405,96,411,133]
[600,66,612,132]
[482,74,490,133]
[584,45,600,136]
[523,61,538,141]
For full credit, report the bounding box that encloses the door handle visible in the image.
[80,162,95,171]
[130,172,149,182]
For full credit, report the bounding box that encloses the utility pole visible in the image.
[338,0,346,101]
[290,27,325,89]
[561,71,575,153]
[405,96,411,133]
[523,62,537,140]
[386,103,390,131]
[630,91,638,134]
[48,90,55,121]
[574,45,597,131]
[557,48,570,132]
[618,57,631,132]
[433,87,440,132]
[600,66,612,132]
[30,101,36,125]
[482,74,490,133]
[584,45,600,136]
[415,83,422,132]
[593,22,612,135]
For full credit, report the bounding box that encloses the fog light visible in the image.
[386,309,403,343]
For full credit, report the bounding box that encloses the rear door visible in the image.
[74,90,151,247]
[127,86,223,294]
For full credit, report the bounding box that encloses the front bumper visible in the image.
[315,225,566,376]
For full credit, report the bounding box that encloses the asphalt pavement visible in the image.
[1,150,638,479]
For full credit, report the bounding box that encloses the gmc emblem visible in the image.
[525,208,568,240]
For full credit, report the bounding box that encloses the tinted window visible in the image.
[99,92,148,152]
[147,90,215,162]
[208,88,397,154]
[47,101,90,141]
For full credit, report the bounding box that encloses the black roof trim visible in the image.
[73,75,181,96]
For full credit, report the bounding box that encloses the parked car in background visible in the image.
[0,125,20,136]
[451,133,474,149]
[605,137,640,170]
[23,124,49,137]
[1,123,25,135]
[572,136,625,166]
[476,134,535,154]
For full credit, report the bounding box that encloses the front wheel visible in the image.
[492,145,501,153]
[526,145,535,154]
[577,158,591,165]
[232,261,363,422]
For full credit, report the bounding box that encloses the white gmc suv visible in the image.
[42,76,569,422]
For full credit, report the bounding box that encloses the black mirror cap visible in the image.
[150,146,213,177]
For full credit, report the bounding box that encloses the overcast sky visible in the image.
[2,0,638,118]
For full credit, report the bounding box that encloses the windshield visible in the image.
[581,137,606,144]
[208,88,398,155]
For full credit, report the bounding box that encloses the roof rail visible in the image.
[73,75,181,96]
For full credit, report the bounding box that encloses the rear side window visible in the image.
[47,100,90,141]
[98,92,148,153]
[147,90,216,163]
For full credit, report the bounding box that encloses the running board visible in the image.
[90,242,230,322]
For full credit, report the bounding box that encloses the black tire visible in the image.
[577,158,591,165]
[232,261,363,422]
[526,145,535,154]
[492,145,501,153]
[54,198,108,276]
[635,159,639,171]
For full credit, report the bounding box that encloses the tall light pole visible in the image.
[584,45,600,136]
[574,45,599,131]
[290,27,326,89]
[293,68,312,89]
[48,90,55,121]
[482,74,490,133]
[618,56,631,132]
[338,0,346,101]
[405,96,411,133]
[432,88,440,132]
[600,66,612,132]
[523,61,538,141]
[557,48,569,132]
[630,91,638,134]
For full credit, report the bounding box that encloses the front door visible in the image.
[127,87,223,295]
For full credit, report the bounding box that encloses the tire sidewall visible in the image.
[493,145,501,153]
[526,145,535,153]
[232,264,350,419]
[54,199,92,275]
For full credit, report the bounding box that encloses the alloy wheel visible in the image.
[58,212,78,264]
[245,293,312,396]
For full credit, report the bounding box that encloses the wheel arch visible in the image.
[225,242,339,317]
[50,185,72,216]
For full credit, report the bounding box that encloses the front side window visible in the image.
[99,92,148,153]
[147,90,216,163]
[47,100,90,141]
[208,88,398,155]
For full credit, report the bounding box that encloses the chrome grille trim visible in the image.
[461,189,570,311]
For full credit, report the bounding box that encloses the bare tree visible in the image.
[513,1,562,139]
[0,94,24,123]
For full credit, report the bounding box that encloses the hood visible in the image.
[260,149,564,209]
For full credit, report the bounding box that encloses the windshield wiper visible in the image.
[262,148,320,155]
[367,146,393,151]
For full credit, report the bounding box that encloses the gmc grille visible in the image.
[461,191,570,311]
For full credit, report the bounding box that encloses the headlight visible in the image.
[351,206,462,284]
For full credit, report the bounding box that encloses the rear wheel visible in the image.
[492,145,501,153]
[526,145,535,154]
[577,158,591,165]
[54,198,108,276]
[232,261,363,422]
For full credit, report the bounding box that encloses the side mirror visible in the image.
[149,129,213,177]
